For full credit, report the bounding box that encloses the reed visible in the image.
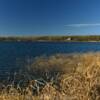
[0,52,100,100]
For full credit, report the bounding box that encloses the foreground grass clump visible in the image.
[1,52,100,100]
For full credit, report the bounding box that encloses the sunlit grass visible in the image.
[1,52,100,99]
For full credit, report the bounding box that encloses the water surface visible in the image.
[0,41,100,79]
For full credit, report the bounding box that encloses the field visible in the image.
[0,52,100,100]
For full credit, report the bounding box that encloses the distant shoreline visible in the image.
[0,35,100,42]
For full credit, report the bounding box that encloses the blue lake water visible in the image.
[0,41,100,79]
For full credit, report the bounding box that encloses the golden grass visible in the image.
[1,52,100,100]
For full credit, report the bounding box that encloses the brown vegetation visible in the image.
[1,52,100,99]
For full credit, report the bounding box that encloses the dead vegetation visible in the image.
[0,52,100,100]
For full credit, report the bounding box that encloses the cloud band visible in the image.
[66,23,100,27]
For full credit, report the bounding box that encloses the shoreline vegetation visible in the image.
[1,52,100,99]
[1,35,100,42]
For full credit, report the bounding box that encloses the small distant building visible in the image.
[66,37,71,41]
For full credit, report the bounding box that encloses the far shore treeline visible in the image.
[1,35,100,42]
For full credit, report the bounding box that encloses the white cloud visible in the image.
[65,23,100,27]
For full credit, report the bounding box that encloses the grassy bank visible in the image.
[1,35,100,42]
[1,52,100,99]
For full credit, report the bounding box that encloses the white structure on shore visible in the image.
[66,37,71,41]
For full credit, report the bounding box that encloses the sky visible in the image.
[0,0,100,36]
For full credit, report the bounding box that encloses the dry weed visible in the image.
[1,52,100,100]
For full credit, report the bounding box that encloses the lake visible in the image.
[0,41,100,80]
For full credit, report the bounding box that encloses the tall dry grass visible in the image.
[1,52,100,100]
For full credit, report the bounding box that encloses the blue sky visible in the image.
[0,0,100,36]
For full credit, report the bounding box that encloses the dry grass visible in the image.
[1,52,100,100]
